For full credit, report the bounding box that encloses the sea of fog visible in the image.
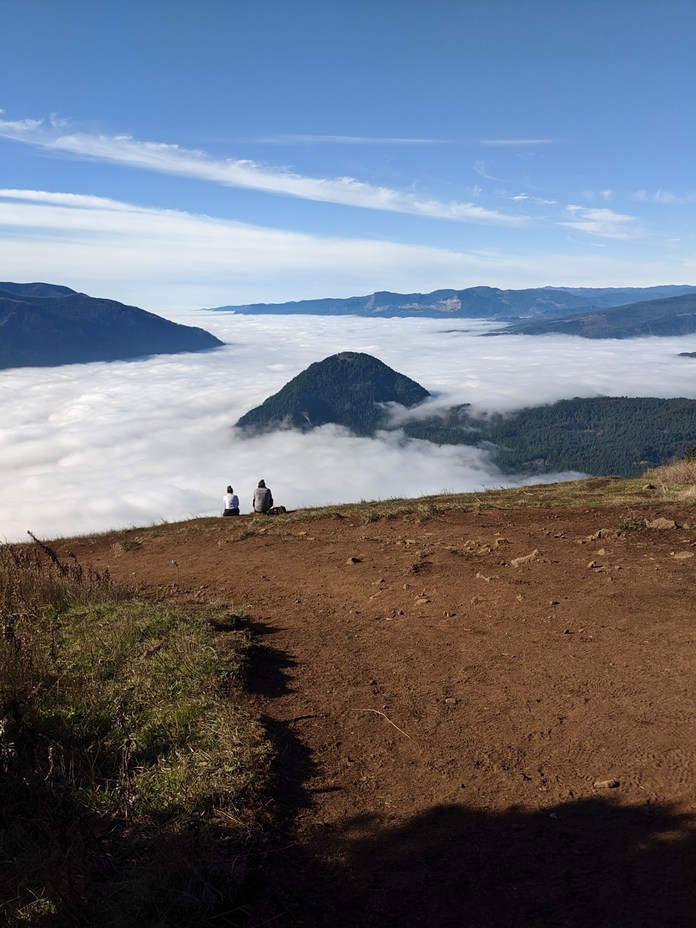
[2,311,696,544]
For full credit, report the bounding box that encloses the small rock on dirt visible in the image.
[593,778,620,789]
[510,549,539,567]
[646,517,677,530]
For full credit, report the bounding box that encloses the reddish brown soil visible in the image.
[60,492,696,927]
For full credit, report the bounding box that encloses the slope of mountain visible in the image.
[0,283,223,369]
[236,348,696,477]
[210,285,696,320]
[236,351,430,435]
[403,396,696,478]
[501,293,696,338]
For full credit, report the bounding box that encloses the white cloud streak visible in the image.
[560,205,640,239]
[2,314,696,544]
[250,134,449,145]
[634,189,696,205]
[0,189,689,311]
[0,113,518,223]
[480,138,556,147]
[473,160,506,181]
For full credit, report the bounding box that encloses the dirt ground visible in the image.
[59,486,696,927]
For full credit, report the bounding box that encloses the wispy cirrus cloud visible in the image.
[0,112,520,224]
[473,160,506,182]
[511,193,557,205]
[480,138,556,147]
[581,190,613,202]
[634,188,696,205]
[0,187,527,309]
[249,134,449,145]
[0,111,42,132]
[559,205,640,240]
[1,188,682,311]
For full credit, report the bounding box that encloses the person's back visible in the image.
[223,485,240,516]
[253,479,273,513]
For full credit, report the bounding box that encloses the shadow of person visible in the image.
[250,798,696,927]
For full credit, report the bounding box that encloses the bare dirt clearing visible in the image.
[58,480,696,927]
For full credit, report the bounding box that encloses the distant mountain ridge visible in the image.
[210,285,696,321]
[236,351,430,435]
[501,293,696,338]
[0,283,223,370]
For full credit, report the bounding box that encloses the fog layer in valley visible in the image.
[2,312,695,543]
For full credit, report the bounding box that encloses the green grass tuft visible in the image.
[0,540,270,926]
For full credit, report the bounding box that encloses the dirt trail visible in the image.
[61,496,696,927]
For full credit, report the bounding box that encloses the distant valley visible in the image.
[4,280,696,481]
[0,283,223,370]
[211,284,696,336]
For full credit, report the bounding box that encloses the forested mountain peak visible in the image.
[236,351,430,435]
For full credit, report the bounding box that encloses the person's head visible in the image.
[226,485,233,493]
[257,479,266,488]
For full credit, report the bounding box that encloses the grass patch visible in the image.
[0,540,269,926]
[619,516,646,532]
[645,457,696,491]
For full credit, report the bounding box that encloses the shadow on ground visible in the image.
[235,615,696,927]
[247,798,696,928]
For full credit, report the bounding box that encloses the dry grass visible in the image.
[645,457,696,497]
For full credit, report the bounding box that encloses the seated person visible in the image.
[252,479,273,514]
[223,485,240,516]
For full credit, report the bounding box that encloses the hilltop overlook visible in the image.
[27,470,696,926]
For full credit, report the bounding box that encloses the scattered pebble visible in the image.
[510,549,540,567]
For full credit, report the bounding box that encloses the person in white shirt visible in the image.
[222,485,240,516]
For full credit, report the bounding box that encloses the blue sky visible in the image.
[1,0,695,312]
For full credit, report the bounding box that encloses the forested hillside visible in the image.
[404,396,696,477]
[502,293,696,338]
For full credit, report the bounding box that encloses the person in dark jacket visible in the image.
[252,479,273,514]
